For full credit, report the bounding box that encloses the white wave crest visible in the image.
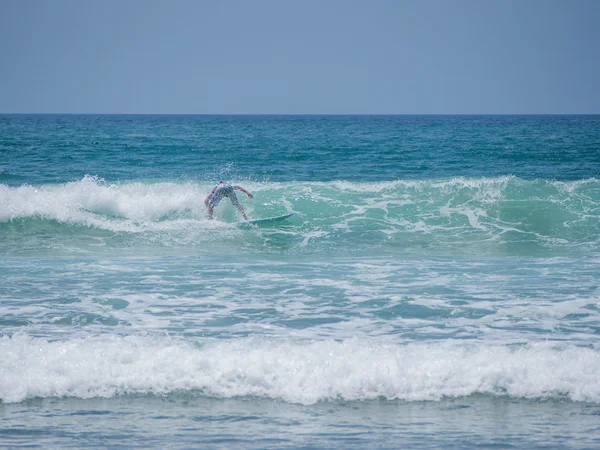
[0,176,214,231]
[1,334,599,405]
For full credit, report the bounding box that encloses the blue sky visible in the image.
[0,0,598,114]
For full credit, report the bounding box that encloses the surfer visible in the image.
[205,181,253,220]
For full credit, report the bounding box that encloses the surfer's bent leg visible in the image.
[229,193,248,220]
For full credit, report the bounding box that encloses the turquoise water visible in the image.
[1,115,600,448]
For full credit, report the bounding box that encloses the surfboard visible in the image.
[239,213,294,226]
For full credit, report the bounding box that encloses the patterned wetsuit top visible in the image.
[209,184,239,207]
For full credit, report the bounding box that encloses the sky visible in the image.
[0,0,598,114]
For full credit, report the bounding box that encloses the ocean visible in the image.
[1,114,600,449]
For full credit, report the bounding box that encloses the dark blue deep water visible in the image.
[2,115,599,185]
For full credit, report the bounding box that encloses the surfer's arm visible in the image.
[234,185,253,198]
[204,185,218,206]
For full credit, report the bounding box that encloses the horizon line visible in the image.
[1,113,599,116]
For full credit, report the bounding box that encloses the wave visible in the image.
[1,334,599,405]
[0,176,208,231]
[1,175,599,254]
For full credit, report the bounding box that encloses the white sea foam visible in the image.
[0,176,243,238]
[0,176,204,224]
[1,334,600,405]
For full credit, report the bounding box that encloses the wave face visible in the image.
[1,176,598,256]
[2,334,600,405]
